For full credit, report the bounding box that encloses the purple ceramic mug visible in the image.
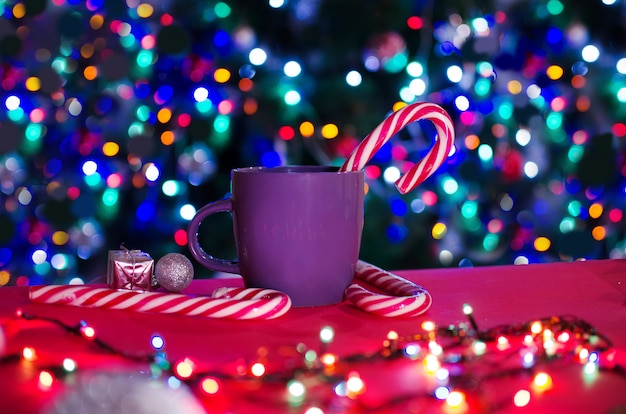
[187,166,365,306]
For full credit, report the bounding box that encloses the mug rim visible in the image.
[233,165,362,174]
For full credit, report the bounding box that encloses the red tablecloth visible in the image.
[1,259,625,413]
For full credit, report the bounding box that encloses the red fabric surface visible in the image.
[1,259,625,413]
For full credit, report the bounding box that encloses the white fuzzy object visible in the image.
[44,372,206,414]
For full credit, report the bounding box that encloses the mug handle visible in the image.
[187,198,240,274]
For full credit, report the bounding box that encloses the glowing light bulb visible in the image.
[435,368,450,382]
[62,358,77,372]
[522,351,535,368]
[151,335,165,350]
[585,361,598,374]
[319,326,334,343]
[557,331,570,343]
[446,390,466,408]
[250,362,266,377]
[287,380,306,397]
[320,353,337,366]
[472,341,487,356]
[530,321,542,335]
[462,304,473,315]
[22,347,36,361]
[38,370,54,390]
[523,334,534,345]
[496,335,509,350]
[421,321,436,332]
[513,389,531,407]
[532,372,553,391]
[346,372,365,397]
[423,354,441,374]
[428,340,443,356]
[200,377,220,394]
[174,358,194,379]
[80,325,96,339]
[404,344,421,358]
[435,386,450,400]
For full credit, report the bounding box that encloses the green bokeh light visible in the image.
[461,200,478,219]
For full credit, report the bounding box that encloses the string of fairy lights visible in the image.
[2,0,626,285]
[1,304,623,412]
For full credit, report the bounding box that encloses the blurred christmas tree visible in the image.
[0,0,625,285]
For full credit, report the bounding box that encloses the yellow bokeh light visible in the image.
[137,3,154,18]
[161,130,175,146]
[532,372,553,391]
[25,77,41,92]
[38,370,54,388]
[546,65,564,80]
[102,142,120,157]
[22,347,37,361]
[423,354,441,374]
[431,222,447,239]
[175,359,194,379]
[530,321,543,335]
[0,270,10,286]
[213,68,231,83]
[12,4,26,18]
[533,236,551,252]
[84,66,98,81]
[299,121,315,137]
[90,15,104,30]
[421,320,436,332]
[513,389,531,407]
[157,108,172,123]
[321,123,339,139]
[392,101,407,112]
[346,374,365,395]
[201,377,220,394]
[446,391,466,408]
[52,231,69,246]
[507,80,523,95]
[320,353,337,366]
[588,202,603,219]
[592,225,606,241]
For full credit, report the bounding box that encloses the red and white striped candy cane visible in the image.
[29,285,291,320]
[340,102,455,194]
[346,261,432,317]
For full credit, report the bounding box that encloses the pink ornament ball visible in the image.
[155,253,194,292]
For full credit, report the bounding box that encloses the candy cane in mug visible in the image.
[340,102,455,194]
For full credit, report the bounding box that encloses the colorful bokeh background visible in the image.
[1,0,626,285]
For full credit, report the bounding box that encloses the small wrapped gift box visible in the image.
[107,249,154,291]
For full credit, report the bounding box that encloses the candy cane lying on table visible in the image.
[340,102,455,194]
[28,285,292,320]
[347,260,432,317]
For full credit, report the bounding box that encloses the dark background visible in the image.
[1,0,625,285]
